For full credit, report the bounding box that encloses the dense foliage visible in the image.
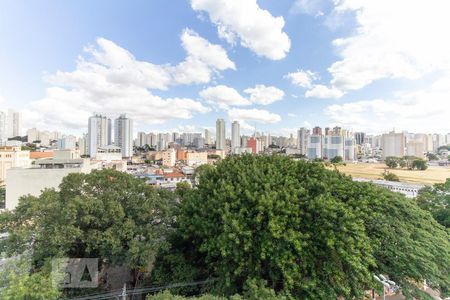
[0,169,177,291]
[417,178,450,228]
[0,254,60,300]
[385,156,428,170]
[162,155,449,299]
[330,155,343,164]
[382,172,400,182]
[1,157,449,299]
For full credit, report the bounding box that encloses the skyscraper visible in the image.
[312,126,322,136]
[204,129,211,145]
[381,132,406,158]
[78,134,88,156]
[88,114,111,157]
[354,132,366,145]
[7,109,21,138]
[231,121,240,150]
[114,114,133,158]
[136,132,147,147]
[297,127,309,155]
[216,118,226,150]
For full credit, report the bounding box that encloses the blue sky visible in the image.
[1,0,449,136]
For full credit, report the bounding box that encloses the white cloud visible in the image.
[243,84,285,105]
[228,108,281,123]
[327,0,450,91]
[171,29,236,84]
[324,77,450,133]
[23,31,226,131]
[199,85,251,109]
[287,113,297,118]
[200,84,285,108]
[284,70,318,88]
[305,84,344,99]
[49,29,235,92]
[191,0,291,60]
[290,0,326,16]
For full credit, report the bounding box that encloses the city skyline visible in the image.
[1,1,450,136]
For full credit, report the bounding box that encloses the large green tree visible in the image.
[0,169,177,288]
[416,178,450,229]
[0,254,61,300]
[169,155,449,299]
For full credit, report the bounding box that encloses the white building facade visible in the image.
[231,121,240,151]
[216,119,226,150]
[88,114,111,158]
[114,114,133,158]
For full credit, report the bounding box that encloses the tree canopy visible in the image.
[382,172,400,182]
[0,254,61,300]
[0,169,178,291]
[1,157,448,299]
[330,155,343,164]
[416,178,450,229]
[169,155,449,299]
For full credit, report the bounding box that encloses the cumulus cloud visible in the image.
[191,0,291,60]
[305,84,343,99]
[200,84,285,108]
[284,70,318,88]
[324,76,450,133]
[327,0,450,91]
[199,85,251,109]
[228,108,281,124]
[23,30,229,131]
[171,29,236,84]
[290,0,326,16]
[243,84,285,105]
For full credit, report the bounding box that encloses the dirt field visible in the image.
[334,163,450,185]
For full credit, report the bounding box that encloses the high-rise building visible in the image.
[432,134,446,151]
[216,119,226,150]
[136,132,147,147]
[172,132,180,143]
[344,138,356,161]
[312,126,322,136]
[147,133,157,148]
[247,137,257,154]
[57,135,77,150]
[157,133,167,150]
[78,134,88,156]
[381,132,406,158]
[323,135,344,160]
[7,109,21,138]
[204,129,211,145]
[231,121,240,150]
[88,114,111,157]
[114,114,133,158]
[406,139,426,158]
[354,132,366,145]
[307,135,323,159]
[332,126,342,136]
[297,128,309,155]
[107,118,112,146]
